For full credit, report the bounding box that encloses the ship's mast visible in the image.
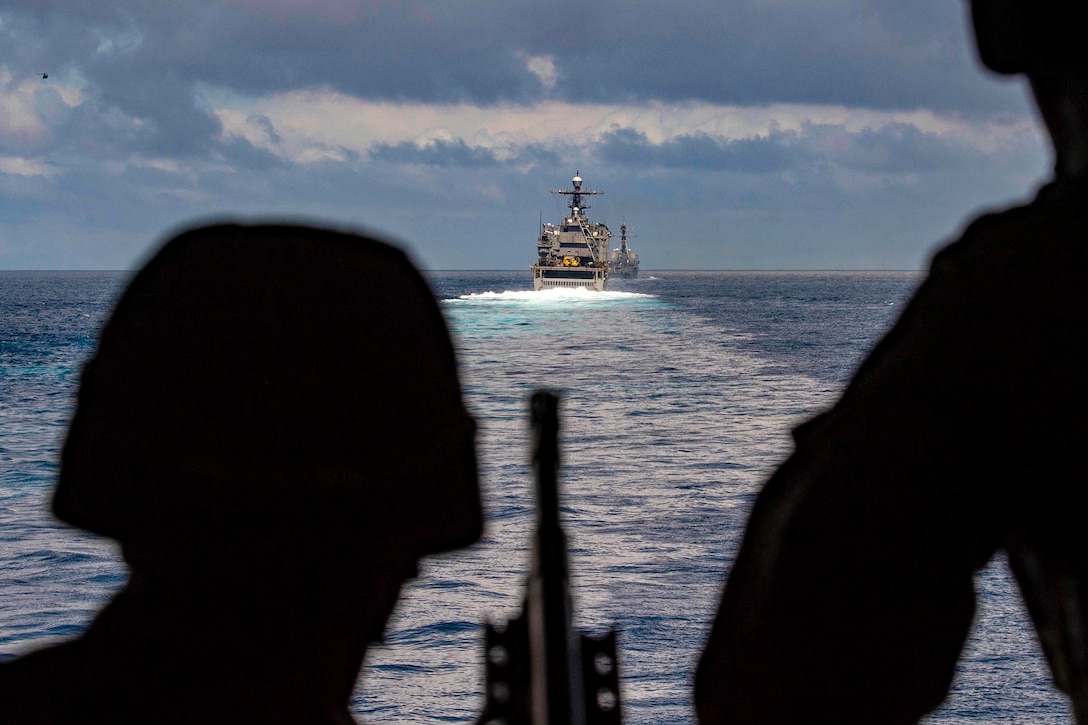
[552,171,603,217]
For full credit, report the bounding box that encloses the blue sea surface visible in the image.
[0,269,1072,722]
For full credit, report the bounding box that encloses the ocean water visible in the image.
[0,269,1072,723]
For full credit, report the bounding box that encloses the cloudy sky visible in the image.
[1,1,1052,270]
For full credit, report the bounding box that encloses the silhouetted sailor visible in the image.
[696,2,1088,722]
[0,224,482,723]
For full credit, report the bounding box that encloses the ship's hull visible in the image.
[611,265,639,279]
[531,265,607,292]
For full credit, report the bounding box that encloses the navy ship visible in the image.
[531,172,611,291]
[609,222,640,278]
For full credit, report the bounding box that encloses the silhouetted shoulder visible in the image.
[932,180,1088,277]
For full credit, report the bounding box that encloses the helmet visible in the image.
[53,223,482,557]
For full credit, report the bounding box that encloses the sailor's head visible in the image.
[968,0,1088,75]
[54,223,482,569]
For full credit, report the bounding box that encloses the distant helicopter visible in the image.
[38,73,48,80]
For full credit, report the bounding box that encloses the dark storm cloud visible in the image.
[368,139,562,169]
[599,127,797,172]
[0,0,1050,270]
[530,0,1010,111]
[806,122,980,172]
[356,120,984,178]
[218,135,288,171]
[369,139,502,167]
[3,0,1022,156]
[2,4,224,156]
[598,122,983,175]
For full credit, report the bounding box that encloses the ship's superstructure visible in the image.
[609,222,640,278]
[531,172,611,291]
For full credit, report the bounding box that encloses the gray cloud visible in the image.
[599,127,798,172]
[806,122,979,173]
[368,139,563,170]
[4,1,1023,116]
[1,0,1031,175]
[0,0,1053,270]
[369,139,503,168]
[596,122,983,175]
